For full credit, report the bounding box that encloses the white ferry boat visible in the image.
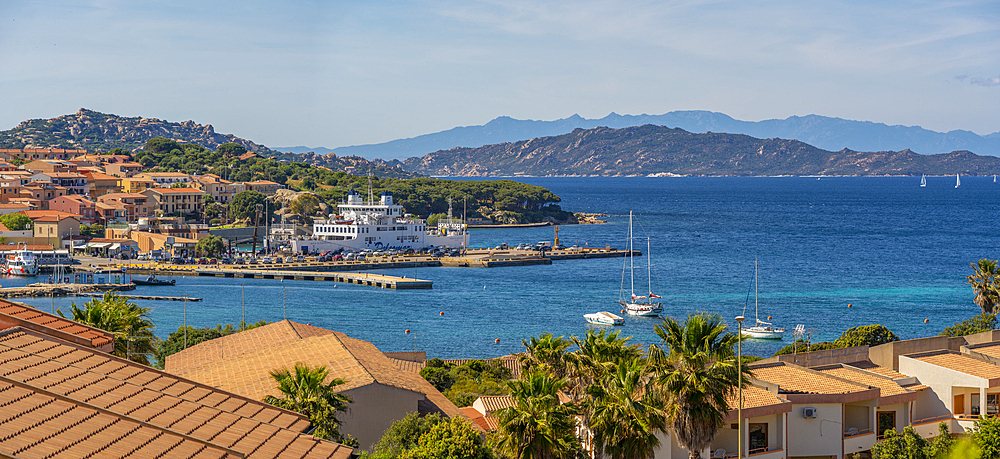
[290,190,467,253]
[3,248,39,276]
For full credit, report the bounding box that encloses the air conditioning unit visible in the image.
[803,407,818,418]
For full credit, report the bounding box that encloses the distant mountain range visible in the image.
[280,111,1000,160]
[402,125,1000,177]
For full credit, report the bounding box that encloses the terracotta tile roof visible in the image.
[0,203,29,209]
[388,357,426,374]
[0,244,52,251]
[0,377,237,458]
[749,362,872,395]
[0,299,113,349]
[22,210,82,220]
[845,360,908,379]
[0,327,352,458]
[725,384,787,411]
[82,171,119,181]
[815,365,910,397]
[911,351,1000,381]
[167,321,467,422]
[476,395,514,414]
[967,342,1000,360]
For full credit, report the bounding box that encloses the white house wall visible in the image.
[786,403,843,458]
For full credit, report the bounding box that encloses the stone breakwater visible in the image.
[0,283,135,298]
[574,213,608,224]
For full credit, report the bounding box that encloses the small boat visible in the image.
[956,174,961,188]
[584,311,624,325]
[618,211,663,317]
[741,259,784,340]
[132,275,176,286]
[4,246,38,276]
[920,175,926,187]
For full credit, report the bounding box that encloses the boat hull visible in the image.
[741,327,784,340]
[584,312,624,325]
[620,301,662,317]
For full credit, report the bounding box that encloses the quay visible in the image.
[194,269,432,289]
[0,283,134,299]
[72,292,203,302]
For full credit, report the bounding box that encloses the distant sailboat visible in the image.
[920,175,926,188]
[994,175,996,183]
[956,174,961,188]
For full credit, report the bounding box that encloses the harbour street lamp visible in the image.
[735,315,745,459]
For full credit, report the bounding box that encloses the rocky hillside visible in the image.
[402,125,1000,177]
[0,108,276,154]
[0,109,419,178]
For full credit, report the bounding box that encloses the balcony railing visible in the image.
[710,445,783,459]
[843,427,874,437]
[748,444,783,457]
[912,414,955,425]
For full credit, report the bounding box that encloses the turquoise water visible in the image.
[5,176,997,359]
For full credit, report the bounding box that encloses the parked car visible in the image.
[171,256,184,264]
[296,255,305,262]
[274,257,283,263]
[332,255,343,261]
[261,256,273,264]
[234,257,245,264]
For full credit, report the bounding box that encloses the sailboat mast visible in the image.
[755,259,759,322]
[646,236,652,299]
[629,211,635,299]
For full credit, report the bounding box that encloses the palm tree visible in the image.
[588,356,666,459]
[566,329,643,404]
[494,370,580,459]
[648,313,750,459]
[520,333,573,379]
[61,292,157,366]
[968,258,1000,315]
[262,362,356,445]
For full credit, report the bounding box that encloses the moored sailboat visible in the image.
[618,211,663,317]
[741,259,784,340]
[920,175,926,187]
[956,174,961,188]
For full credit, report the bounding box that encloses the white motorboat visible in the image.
[584,311,624,325]
[741,259,784,340]
[3,246,38,276]
[618,211,663,317]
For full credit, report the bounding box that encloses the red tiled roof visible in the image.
[0,299,113,349]
[0,327,353,459]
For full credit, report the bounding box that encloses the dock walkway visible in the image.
[194,269,432,289]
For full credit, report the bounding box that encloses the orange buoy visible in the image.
[848,304,852,308]
[621,309,626,314]
[405,329,410,334]
[924,319,929,323]
[767,316,772,320]
[494,338,500,343]
[440,311,444,316]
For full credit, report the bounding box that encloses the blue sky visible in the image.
[1,0,998,149]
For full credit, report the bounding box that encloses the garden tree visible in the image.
[972,416,1000,459]
[195,235,225,256]
[870,424,953,459]
[399,418,494,459]
[941,313,998,337]
[494,370,581,459]
[170,182,190,188]
[217,142,247,157]
[519,333,572,379]
[362,412,446,459]
[262,362,358,446]
[144,136,181,154]
[0,212,32,231]
[426,213,448,226]
[834,324,899,347]
[772,339,840,356]
[289,194,321,221]
[59,292,157,366]
[154,320,270,368]
[647,313,750,459]
[588,357,666,459]
[204,202,226,220]
[418,358,511,407]
[79,223,105,238]
[968,259,1000,315]
[229,190,267,222]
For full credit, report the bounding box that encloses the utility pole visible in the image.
[183,295,188,349]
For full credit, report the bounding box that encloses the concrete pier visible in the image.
[194,268,432,289]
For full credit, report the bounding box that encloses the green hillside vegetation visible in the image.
[403,125,1000,177]
[136,137,570,223]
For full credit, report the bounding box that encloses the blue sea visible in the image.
[6,176,998,359]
